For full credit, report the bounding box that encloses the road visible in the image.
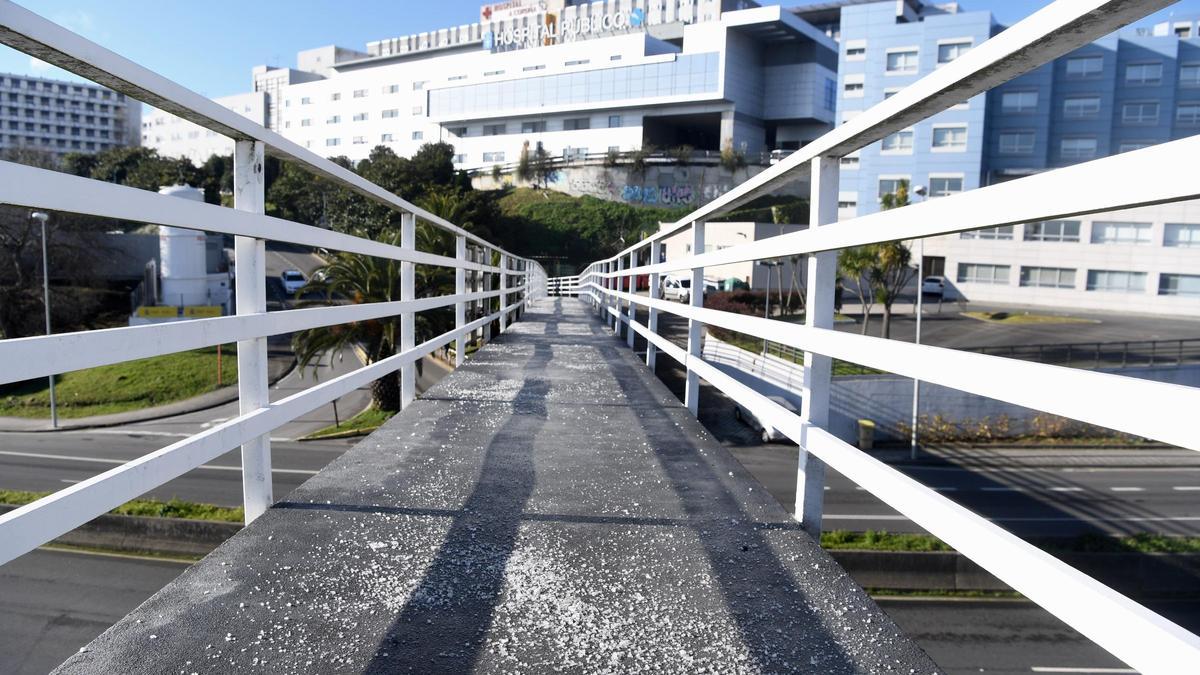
[3,547,1191,675]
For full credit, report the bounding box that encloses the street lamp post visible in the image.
[756,260,782,356]
[908,186,927,461]
[31,211,57,429]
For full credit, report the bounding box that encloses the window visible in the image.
[352,112,369,122]
[325,138,340,147]
[1060,137,1097,160]
[1159,273,1200,297]
[353,89,368,98]
[413,81,427,90]
[452,153,466,163]
[998,131,1034,154]
[1025,220,1081,242]
[1165,223,1200,247]
[932,125,967,151]
[1125,63,1163,85]
[839,200,857,209]
[960,226,1014,240]
[1177,25,1194,39]
[1182,64,1200,87]
[824,78,836,111]
[300,97,312,105]
[840,155,859,168]
[411,131,423,140]
[608,115,621,128]
[1020,267,1076,289]
[881,130,913,153]
[484,70,505,76]
[929,176,962,197]
[483,123,506,136]
[352,136,366,144]
[1119,142,1151,153]
[1091,221,1151,244]
[326,115,341,124]
[1087,270,1146,293]
[382,109,399,118]
[957,263,1010,284]
[1121,101,1158,124]
[937,41,971,64]
[482,151,505,162]
[412,106,423,115]
[563,117,590,131]
[381,133,394,142]
[1065,56,1103,78]
[300,118,312,127]
[564,59,589,66]
[1177,103,1200,125]
[1001,91,1037,113]
[1063,96,1101,119]
[846,46,866,60]
[330,92,341,101]
[886,49,919,74]
[521,120,546,133]
[878,177,909,198]
[448,75,467,81]
[384,84,400,94]
[448,126,467,137]
[522,65,545,72]
[610,55,621,61]
[844,81,864,97]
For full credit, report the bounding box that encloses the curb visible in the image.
[0,504,241,558]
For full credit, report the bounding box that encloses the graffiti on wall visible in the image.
[519,166,774,208]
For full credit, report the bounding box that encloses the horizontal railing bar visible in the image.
[595,135,1200,276]
[595,0,1172,262]
[682,349,1200,673]
[0,161,505,273]
[0,0,525,260]
[591,284,1198,450]
[0,306,504,567]
[0,288,512,385]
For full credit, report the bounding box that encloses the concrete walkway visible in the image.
[56,299,937,674]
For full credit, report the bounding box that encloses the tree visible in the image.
[838,245,877,335]
[873,181,918,339]
[516,141,533,184]
[532,141,555,189]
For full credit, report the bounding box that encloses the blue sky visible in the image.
[3,0,1199,100]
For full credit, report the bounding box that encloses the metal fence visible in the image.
[577,1,1200,672]
[0,0,545,566]
[965,337,1200,369]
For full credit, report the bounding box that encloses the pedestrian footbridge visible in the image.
[2,1,1199,673]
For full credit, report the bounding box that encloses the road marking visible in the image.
[824,514,1200,523]
[1174,486,1200,491]
[60,479,80,484]
[60,429,291,442]
[931,487,957,492]
[1049,487,1084,492]
[1109,487,1144,492]
[1032,662,1132,667]
[0,450,318,475]
[981,487,1025,492]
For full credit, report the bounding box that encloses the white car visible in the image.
[281,269,307,294]
[921,275,945,296]
[662,276,714,303]
[733,395,800,444]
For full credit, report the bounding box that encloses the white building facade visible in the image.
[1,72,140,158]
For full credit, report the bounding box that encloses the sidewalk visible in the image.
[875,443,1200,469]
[0,347,294,433]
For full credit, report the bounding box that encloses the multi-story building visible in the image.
[804,0,1200,316]
[0,73,140,158]
[145,0,838,173]
[141,91,267,165]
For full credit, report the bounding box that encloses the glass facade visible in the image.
[428,53,720,118]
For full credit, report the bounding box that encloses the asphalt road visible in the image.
[3,547,1190,675]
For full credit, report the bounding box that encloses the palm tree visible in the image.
[839,246,877,335]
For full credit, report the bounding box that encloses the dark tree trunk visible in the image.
[881,303,892,339]
[370,369,401,412]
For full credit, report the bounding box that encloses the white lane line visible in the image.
[824,514,1200,523]
[58,429,291,442]
[60,479,80,484]
[1109,487,1144,492]
[0,450,318,475]
[981,487,1026,492]
[1049,487,1084,492]
[932,487,958,492]
[1032,662,1132,667]
[1174,486,1200,491]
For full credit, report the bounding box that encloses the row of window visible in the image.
[3,122,110,138]
[958,264,1198,296]
[2,94,116,113]
[1001,91,1200,123]
[958,221,1200,247]
[846,41,973,72]
[0,78,123,100]
[0,136,111,151]
[994,130,1195,159]
[1,110,114,126]
[877,125,968,154]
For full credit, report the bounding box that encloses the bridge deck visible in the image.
[57,300,937,674]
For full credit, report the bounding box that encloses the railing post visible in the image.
[233,139,271,524]
[616,255,626,338]
[483,249,493,343]
[400,212,416,408]
[455,235,466,368]
[499,252,509,333]
[796,155,837,538]
[647,240,661,370]
[685,220,705,417]
[627,250,636,348]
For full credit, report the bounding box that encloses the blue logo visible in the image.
[482,30,494,50]
[630,8,644,27]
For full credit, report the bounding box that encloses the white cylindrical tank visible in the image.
[157,185,209,307]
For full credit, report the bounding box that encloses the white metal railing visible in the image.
[0,1,546,565]
[547,275,581,297]
[576,1,1200,673]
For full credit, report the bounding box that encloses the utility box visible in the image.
[857,419,875,450]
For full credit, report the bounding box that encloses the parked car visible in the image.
[662,276,714,303]
[733,395,800,444]
[281,269,307,294]
[921,275,945,296]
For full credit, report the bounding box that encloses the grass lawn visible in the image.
[0,489,243,523]
[304,406,395,440]
[961,311,1097,325]
[0,344,237,419]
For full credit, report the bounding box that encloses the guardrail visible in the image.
[0,1,545,566]
[965,337,1200,369]
[575,1,1200,672]
[547,275,580,297]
